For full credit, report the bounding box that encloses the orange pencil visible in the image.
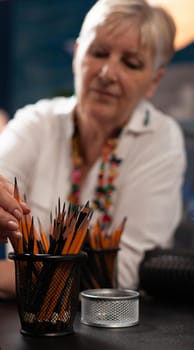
[68,218,89,254]
[112,217,127,248]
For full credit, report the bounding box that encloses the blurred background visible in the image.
[0,0,194,253]
[0,0,96,115]
[0,0,193,118]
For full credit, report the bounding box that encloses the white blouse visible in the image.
[0,96,186,289]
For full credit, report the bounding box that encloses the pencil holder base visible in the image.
[20,327,73,337]
[9,252,86,337]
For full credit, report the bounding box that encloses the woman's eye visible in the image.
[123,60,144,70]
[91,49,108,58]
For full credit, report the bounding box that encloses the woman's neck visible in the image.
[75,114,117,168]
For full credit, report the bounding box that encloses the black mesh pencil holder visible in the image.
[80,247,119,290]
[139,248,194,301]
[9,252,86,337]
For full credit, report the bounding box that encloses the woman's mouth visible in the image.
[92,88,118,99]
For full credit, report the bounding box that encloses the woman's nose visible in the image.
[99,61,118,82]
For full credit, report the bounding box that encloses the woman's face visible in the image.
[73,20,163,128]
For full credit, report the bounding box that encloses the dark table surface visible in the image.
[0,296,194,350]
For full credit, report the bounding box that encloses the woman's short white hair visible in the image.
[78,0,176,70]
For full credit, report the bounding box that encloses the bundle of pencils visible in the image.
[9,178,93,335]
[81,217,127,290]
[10,178,93,255]
[88,217,127,250]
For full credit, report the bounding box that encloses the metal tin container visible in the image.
[80,289,139,328]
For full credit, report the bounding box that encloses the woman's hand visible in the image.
[0,175,30,243]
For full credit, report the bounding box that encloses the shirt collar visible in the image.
[55,96,156,136]
[124,99,156,134]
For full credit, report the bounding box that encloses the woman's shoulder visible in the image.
[14,96,76,122]
[4,96,75,142]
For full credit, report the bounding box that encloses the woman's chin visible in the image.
[86,105,118,124]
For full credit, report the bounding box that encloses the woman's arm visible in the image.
[0,260,15,299]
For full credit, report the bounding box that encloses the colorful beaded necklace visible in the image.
[68,118,123,229]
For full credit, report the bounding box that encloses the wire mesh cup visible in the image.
[9,252,86,337]
[81,247,119,290]
[80,289,139,328]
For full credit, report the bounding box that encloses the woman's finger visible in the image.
[0,206,20,232]
[0,176,30,240]
[0,188,28,218]
[0,230,22,243]
[0,236,8,244]
[0,176,30,216]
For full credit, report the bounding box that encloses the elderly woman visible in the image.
[0,0,186,298]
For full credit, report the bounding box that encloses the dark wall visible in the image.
[8,0,96,116]
[0,0,96,115]
[0,0,11,111]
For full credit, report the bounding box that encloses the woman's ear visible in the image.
[145,67,166,99]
